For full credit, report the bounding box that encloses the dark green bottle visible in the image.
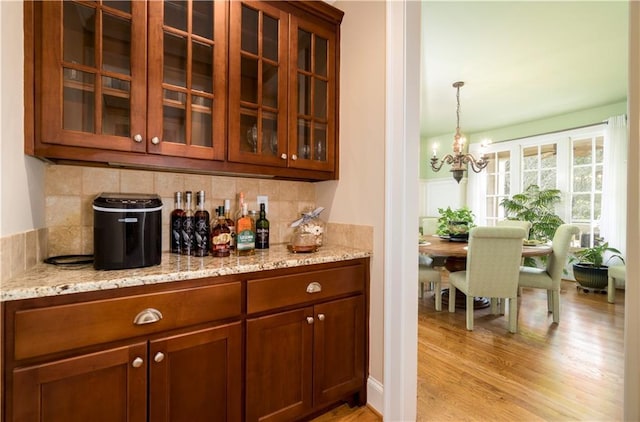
[255,203,270,249]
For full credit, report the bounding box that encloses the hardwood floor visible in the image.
[314,278,624,421]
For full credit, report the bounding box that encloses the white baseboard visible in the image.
[366,375,384,415]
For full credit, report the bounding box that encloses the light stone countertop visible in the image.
[1,244,371,302]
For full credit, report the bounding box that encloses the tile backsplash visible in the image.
[1,165,373,282]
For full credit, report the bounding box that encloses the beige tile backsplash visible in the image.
[0,165,372,282]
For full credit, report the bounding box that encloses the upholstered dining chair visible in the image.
[448,226,526,333]
[608,264,626,304]
[517,224,580,323]
[419,217,443,310]
[496,219,532,240]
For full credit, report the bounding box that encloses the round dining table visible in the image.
[419,235,553,308]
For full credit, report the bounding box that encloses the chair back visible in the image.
[465,226,526,297]
[421,217,439,236]
[496,219,532,240]
[547,224,580,286]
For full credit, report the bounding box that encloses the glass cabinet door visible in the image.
[289,16,337,172]
[147,0,227,160]
[228,1,288,167]
[40,1,146,152]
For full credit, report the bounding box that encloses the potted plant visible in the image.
[436,206,475,241]
[572,241,625,292]
[500,184,564,242]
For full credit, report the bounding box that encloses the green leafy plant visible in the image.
[499,184,564,242]
[436,206,475,236]
[572,241,625,268]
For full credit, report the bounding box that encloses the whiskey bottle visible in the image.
[255,203,270,249]
[193,191,210,257]
[211,206,231,257]
[181,191,195,256]
[236,203,255,256]
[170,192,185,254]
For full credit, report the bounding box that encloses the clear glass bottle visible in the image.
[236,203,255,256]
[224,199,236,250]
[170,191,184,254]
[290,207,325,252]
[255,203,270,249]
[193,191,210,257]
[181,191,195,256]
[211,206,231,257]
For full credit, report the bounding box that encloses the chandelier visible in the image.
[430,81,490,183]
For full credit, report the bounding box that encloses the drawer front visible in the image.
[247,264,364,314]
[14,281,241,360]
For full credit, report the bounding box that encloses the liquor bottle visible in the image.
[211,205,231,257]
[193,191,210,257]
[181,191,195,255]
[170,191,185,254]
[255,203,270,249]
[236,203,255,256]
[224,199,236,250]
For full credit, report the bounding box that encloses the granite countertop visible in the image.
[1,244,371,302]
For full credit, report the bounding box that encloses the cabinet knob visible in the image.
[292,154,298,160]
[317,313,325,321]
[132,357,144,368]
[151,136,160,145]
[306,282,322,294]
[133,134,143,143]
[280,153,287,159]
[306,316,314,325]
[154,352,165,363]
[133,308,163,325]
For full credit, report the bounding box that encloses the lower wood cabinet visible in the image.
[12,323,242,422]
[2,259,370,422]
[245,262,368,421]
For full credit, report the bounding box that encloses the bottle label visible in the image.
[237,229,255,251]
[171,216,182,253]
[194,216,210,256]
[256,228,269,248]
[182,216,194,255]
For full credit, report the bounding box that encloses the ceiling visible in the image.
[420,1,629,139]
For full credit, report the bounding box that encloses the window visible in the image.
[480,125,605,245]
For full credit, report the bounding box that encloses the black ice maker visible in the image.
[93,193,163,270]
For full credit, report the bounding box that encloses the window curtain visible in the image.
[467,142,487,225]
[600,114,627,257]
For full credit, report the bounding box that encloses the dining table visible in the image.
[419,235,553,309]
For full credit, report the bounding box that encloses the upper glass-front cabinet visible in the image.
[228,2,288,167]
[288,15,337,172]
[147,0,227,160]
[40,1,147,151]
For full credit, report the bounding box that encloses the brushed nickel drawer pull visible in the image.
[306,316,314,324]
[317,313,325,321]
[133,308,163,325]
[132,357,144,368]
[306,282,322,294]
[154,352,165,363]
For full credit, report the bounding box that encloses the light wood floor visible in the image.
[314,279,624,421]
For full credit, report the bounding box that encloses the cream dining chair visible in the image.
[517,224,580,323]
[496,219,532,240]
[448,226,526,333]
[419,217,443,310]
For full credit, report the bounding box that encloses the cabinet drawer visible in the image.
[247,264,364,314]
[14,281,241,360]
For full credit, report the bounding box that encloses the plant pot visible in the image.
[447,221,469,241]
[572,263,609,291]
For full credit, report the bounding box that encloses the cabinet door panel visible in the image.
[228,1,288,167]
[147,0,227,160]
[12,342,147,422]
[246,307,314,422]
[149,322,242,422]
[288,15,337,172]
[313,296,365,406]
[40,1,147,152]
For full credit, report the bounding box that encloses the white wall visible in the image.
[0,0,46,238]
[316,0,387,411]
